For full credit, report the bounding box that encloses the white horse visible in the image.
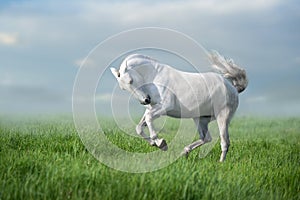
[110,51,248,162]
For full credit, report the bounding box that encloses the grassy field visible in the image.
[0,115,299,200]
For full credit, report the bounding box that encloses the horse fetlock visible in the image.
[219,151,227,162]
[149,140,157,146]
[135,125,142,134]
[180,147,190,157]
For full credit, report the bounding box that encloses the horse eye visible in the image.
[129,79,133,84]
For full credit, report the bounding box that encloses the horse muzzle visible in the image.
[141,95,151,105]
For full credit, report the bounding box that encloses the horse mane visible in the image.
[119,54,158,75]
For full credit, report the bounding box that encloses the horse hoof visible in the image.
[156,139,168,151]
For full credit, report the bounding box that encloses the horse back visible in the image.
[155,65,238,117]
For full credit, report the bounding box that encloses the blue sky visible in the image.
[0,0,300,116]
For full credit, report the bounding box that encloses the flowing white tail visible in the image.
[209,50,248,93]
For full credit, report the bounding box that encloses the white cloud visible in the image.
[79,0,281,24]
[74,57,97,68]
[95,93,112,101]
[74,93,119,103]
[0,32,18,45]
[0,73,13,86]
[197,0,281,13]
[0,0,281,49]
[245,95,267,103]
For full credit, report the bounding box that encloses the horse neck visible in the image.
[134,64,157,83]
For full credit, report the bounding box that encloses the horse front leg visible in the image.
[144,105,168,151]
[136,112,156,146]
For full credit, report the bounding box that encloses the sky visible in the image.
[0,0,300,116]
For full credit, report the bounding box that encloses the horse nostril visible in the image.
[145,95,151,104]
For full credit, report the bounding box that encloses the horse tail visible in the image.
[208,50,248,93]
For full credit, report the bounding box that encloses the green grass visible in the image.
[0,115,299,200]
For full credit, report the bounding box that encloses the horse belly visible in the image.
[170,74,233,118]
[182,100,213,117]
[167,92,214,118]
[166,103,213,118]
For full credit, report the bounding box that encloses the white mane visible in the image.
[119,54,158,75]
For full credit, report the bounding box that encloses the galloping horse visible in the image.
[111,51,247,161]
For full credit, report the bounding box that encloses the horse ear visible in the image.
[110,67,120,79]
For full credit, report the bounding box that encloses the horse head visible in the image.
[110,67,151,105]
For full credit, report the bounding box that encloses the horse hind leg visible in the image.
[181,117,211,157]
[216,110,231,162]
[200,116,213,143]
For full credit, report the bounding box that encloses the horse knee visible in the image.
[136,125,142,135]
[136,122,146,135]
[145,114,153,125]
